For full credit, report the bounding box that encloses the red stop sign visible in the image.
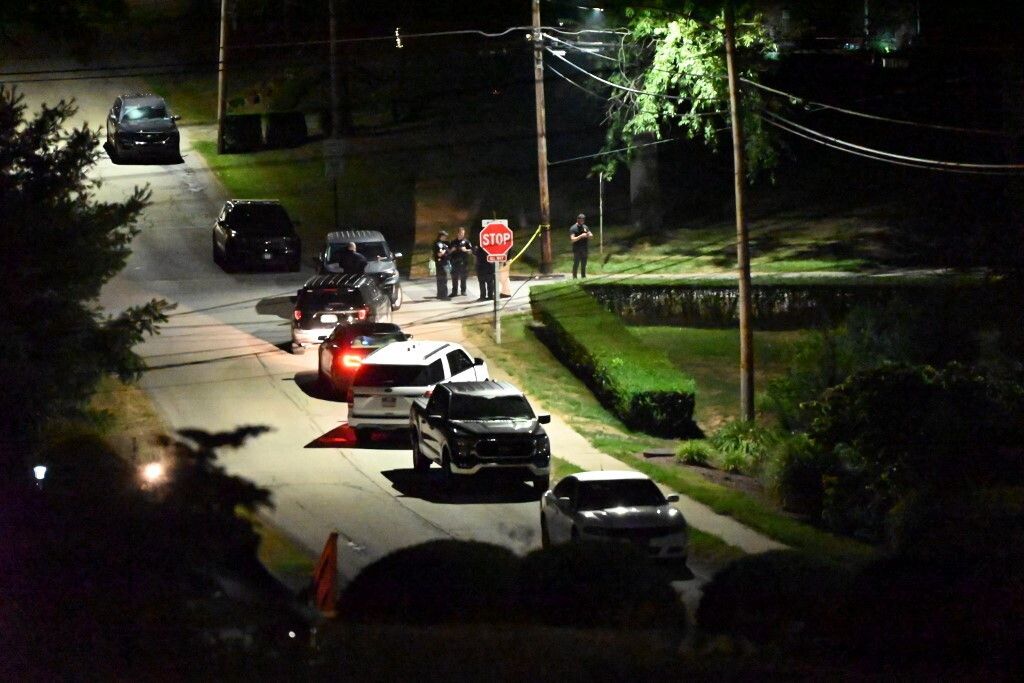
[479,222,514,256]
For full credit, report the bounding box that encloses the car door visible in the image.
[445,348,484,382]
[547,477,578,543]
[418,386,450,459]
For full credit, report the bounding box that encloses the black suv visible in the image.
[318,230,404,309]
[292,273,392,354]
[212,200,302,272]
[106,94,180,162]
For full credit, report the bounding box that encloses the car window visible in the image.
[552,477,576,500]
[226,204,294,236]
[123,103,167,121]
[576,480,666,511]
[449,394,534,420]
[355,360,443,387]
[327,241,388,265]
[446,350,474,376]
[299,288,364,310]
[347,332,404,349]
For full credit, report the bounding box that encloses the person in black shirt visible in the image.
[338,242,367,274]
[448,227,472,298]
[569,213,592,278]
[473,243,493,300]
[433,230,451,299]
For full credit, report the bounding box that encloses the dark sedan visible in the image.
[292,273,392,354]
[212,200,301,272]
[317,322,409,398]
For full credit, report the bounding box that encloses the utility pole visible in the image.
[724,2,755,422]
[215,0,228,154]
[532,0,553,274]
[329,0,340,229]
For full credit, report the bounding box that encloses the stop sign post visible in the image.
[481,220,512,344]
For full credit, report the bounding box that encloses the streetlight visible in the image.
[140,461,166,487]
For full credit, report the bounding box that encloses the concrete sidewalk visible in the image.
[399,277,785,556]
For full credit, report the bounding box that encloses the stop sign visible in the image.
[479,220,514,257]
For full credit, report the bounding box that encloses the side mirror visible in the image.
[538,414,551,424]
[171,114,181,121]
[665,494,680,503]
[473,357,484,366]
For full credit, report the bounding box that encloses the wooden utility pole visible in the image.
[724,2,755,421]
[532,0,553,273]
[329,0,340,137]
[215,0,228,154]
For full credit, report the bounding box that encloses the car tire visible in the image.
[354,427,370,447]
[532,474,550,495]
[390,283,403,310]
[570,527,580,543]
[412,432,429,472]
[441,448,456,489]
[540,514,551,548]
[317,366,333,398]
[222,243,237,273]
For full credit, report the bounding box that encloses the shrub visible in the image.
[264,112,308,149]
[530,283,698,437]
[676,439,716,466]
[764,433,837,515]
[710,421,781,474]
[696,550,850,646]
[221,114,262,152]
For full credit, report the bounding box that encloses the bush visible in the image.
[676,439,716,466]
[264,112,308,149]
[516,541,687,632]
[338,540,520,625]
[697,550,850,646]
[710,421,781,474]
[764,433,836,515]
[221,114,263,153]
[530,283,698,437]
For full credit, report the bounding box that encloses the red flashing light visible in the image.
[293,309,302,321]
[342,353,363,369]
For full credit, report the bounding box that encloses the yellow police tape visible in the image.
[507,224,546,266]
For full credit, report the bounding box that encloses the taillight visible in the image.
[356,306,369,321]
[293,309,302,321]
[342,353,362,369]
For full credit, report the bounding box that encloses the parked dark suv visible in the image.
[212,200,302,272]
[106,94,180,162]
[318,230,404,309]
[292,273,392,354]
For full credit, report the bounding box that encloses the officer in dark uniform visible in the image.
[448,227,472,298]
[473,242,493,300]
[338,242,367,274]
[433,229,451,299]
[569,213,592,279]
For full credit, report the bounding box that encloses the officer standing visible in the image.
[569,213,592,279]
[338,242,367,274]
[473,242,493,300]
[433,229,451,299]
[447,227,472,298]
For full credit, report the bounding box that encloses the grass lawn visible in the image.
[466,313,874,564]
[630,327,806,431]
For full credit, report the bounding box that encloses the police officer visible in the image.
[433,229,451,299]
[569,213,592,279]
[473,242,493,300]
[338,242,367,274]
[447,227,472,298]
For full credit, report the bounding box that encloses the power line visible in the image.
[545,63,607,100]
[548,135,688,166]
[741,77,1012,138]
[544,32,620,62]
[761,110,1024,175]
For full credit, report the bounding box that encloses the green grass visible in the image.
[466,314,875,564]
[630,327,806,429]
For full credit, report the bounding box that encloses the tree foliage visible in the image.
[0,86,171,465]
[597,3,778,179]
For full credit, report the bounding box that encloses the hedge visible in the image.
[584,278,1007,330]
[530,282,698,437]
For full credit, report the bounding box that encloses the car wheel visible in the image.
[540,514,551,548]
[441,448,456,489]
[412,432,429,472]
[570,527,580,543]
[222,243,237,273]
[317,366,334,398]
[390,283,404,310]
[532,474,550,495]
[354,428,371,447]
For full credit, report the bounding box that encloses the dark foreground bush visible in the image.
[222,114,263,152]
[338,540,519,625]
[264,112,308,148]
[516,541,687,633]
[697,550,850,646]
[530,283,698,437]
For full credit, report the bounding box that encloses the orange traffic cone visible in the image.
[312,531,339,618]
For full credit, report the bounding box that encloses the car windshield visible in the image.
[348,332,404,349]
[300,288,364,310]
[329,241,389,263]
[227,204,294,236]
[449,394,534,420]
[576,480,667,511]
[355,364,434,387]
[123,104,167,120]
